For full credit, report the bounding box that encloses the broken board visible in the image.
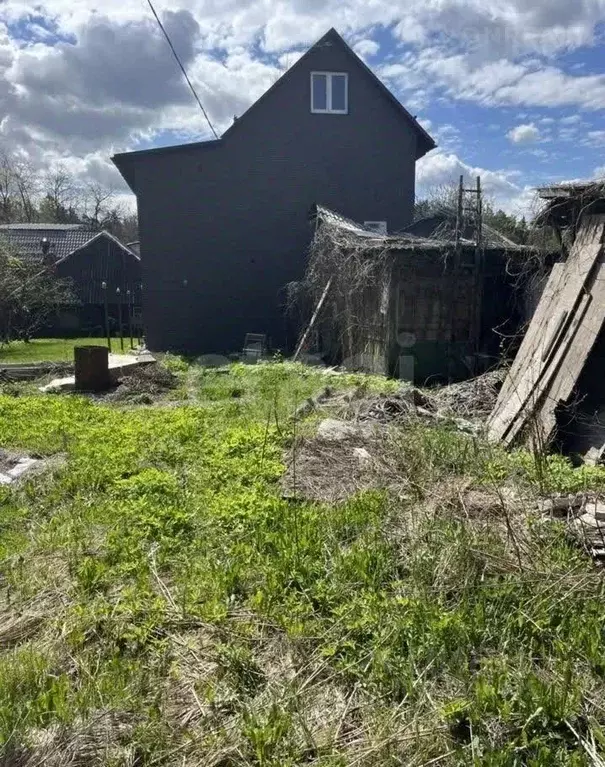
[488,215,605,446]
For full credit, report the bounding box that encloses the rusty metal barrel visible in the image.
[74,345,110,391]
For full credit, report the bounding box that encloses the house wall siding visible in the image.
[134,37,421,353]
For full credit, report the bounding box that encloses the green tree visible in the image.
[0,238,76,343]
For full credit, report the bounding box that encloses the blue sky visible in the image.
[1,1,604,215]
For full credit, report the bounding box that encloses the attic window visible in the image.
[311,72,348,114]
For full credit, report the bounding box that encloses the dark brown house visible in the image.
[0,224,141,335]
[112,28,436,354]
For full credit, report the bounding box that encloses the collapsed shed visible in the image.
[302,204,542,383]
[488,182,605,454]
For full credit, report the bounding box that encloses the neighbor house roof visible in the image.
[0,224,139,266]
[537,182,605,200]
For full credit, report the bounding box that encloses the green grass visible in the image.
[0,337,114,363]
[1,361,605,764]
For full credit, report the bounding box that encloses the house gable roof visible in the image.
[0,224,139,266]
[112,28,436,190]
[223,28,436,157]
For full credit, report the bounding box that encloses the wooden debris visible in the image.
[488,215,605,447]
[293,278,332,361]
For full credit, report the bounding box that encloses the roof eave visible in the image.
[112,139,222,195]
[111,154,137,194]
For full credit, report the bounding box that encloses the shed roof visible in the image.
[487,214,605,447]
[0,224,139,266]
[313,204,532,253]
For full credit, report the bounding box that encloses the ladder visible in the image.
[450,175,484,377]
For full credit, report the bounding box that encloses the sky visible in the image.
[1,0,605,217]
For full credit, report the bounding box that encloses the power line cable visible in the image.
[145,0,219,139]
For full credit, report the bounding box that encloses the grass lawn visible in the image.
[0,337,112,364]
[2,361,605,764]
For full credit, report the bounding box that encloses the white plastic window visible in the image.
[311,72,348,114]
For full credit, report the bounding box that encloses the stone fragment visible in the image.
[353,447,372,465]
[8,457,39,479]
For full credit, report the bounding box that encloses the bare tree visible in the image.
[39,165,78,223]
[0,151,37,223]
[82,182,116,229]
[12,157,38,222]
[0,151,14,223]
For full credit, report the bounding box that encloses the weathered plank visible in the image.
[536,260,605,442]
[494,263,565,410]
[488,215,605,445]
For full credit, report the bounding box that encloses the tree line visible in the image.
[0,149,138,244]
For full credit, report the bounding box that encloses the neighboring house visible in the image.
[112,28,436,354]
[0,223,142,335]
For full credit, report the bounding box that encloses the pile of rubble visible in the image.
[431,369,505,419]
[104,364,178,403]
[295,369,503,430]
[282,370,504,502]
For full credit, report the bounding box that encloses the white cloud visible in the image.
[391,49,605,111]
[353,38,380,58]
[585,130,605,146]
[507,123,541,144]
[0,0,604,203]
[416,149,534,214]
[560,114,583,124]
[434,123,461,149]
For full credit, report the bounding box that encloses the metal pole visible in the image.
[138,282,143,346]
[448,175,465,382]
[455,174,464,250]
[476,175,483,249]
[472,176,485,361]
[127,289,134,349]
[116,287,124,352]
[102,281,111,353]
